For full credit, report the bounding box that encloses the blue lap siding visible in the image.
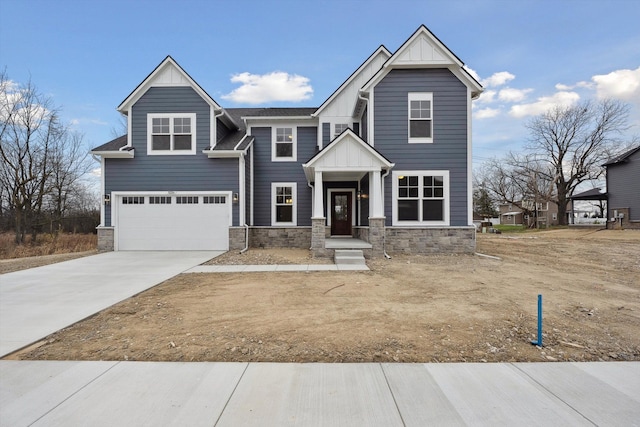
[104,86,240,226]
[251,126,317,226]
[373,69,469,226]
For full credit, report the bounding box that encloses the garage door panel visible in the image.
[117,195,229,251]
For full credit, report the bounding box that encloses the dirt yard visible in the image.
[6,229,640,363]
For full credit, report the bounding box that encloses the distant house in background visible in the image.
[499,200,570,227]
[604,145,640,229]
[499,203,524,226]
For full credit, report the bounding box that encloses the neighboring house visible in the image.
[91,25,483,257]
[499,200,569,227]
[499,203,523,226]
[604,145,640,229]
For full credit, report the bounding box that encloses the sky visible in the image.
[2,0,640,185]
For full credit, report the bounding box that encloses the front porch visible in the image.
[302,129,393,258]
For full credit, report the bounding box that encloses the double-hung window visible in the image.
[408,93,433,143]
[272,127,297,161]
[393,171,449,225]
[271,183,297,225]
[147,113,197,155]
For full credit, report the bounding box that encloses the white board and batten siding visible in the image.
[113,192,231,251]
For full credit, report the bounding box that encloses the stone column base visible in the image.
[311,217,330,257]
[368,217,385,257]
[97,227,114,252]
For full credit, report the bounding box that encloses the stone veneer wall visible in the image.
[97,227,114,251]
[250,226,312,249]
[385,227,476,254]
[229,227,246,251]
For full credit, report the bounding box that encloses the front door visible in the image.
[331,192,352,236]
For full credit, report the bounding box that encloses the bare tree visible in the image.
[1,71,95,242]
[1,73,58,242]
[523,99,629,225]
[47,129,93,233]
[479,153,556,227]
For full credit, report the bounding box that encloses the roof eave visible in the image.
[203,150,243,158]
[90,150,135,159]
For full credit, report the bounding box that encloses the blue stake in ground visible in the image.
[531,294,543,347]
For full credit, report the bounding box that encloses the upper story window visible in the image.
[272,126,297,161]
[392,170,449,225]
[147,113,197,155]
[334,123,349,138]
[408,93,433,143]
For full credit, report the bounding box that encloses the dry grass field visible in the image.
[0,233,97,274]
[6,228,639,364]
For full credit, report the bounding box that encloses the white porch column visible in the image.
[370,169,384,218]
[313,170,325,218]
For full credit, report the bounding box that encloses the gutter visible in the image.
[381,168,392,260]
[240,223,249,254]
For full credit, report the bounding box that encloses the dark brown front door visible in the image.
[331,192,352,236]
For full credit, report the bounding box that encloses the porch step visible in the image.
[334,249,367,266]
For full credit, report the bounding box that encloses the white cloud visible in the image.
[481,71,515,88]
[555,81,593,91]
[509,91,580,118]
[475,107,501,119]
[498,87,533,102]
[476,89,497,104]
[222,71,313,104]
[90,167,101,177]
[591,66,640,102]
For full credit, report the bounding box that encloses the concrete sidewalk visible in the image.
[1,360,638,426]
[0,251,220,357]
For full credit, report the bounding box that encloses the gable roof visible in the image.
[603,145,640,166]
[360,25,482,98]
[312,45,392,117]
[302,129,393,182]
[117,56,238,129]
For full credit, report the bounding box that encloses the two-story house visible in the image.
[91,25,483,257]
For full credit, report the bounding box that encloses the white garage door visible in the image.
[116,194,229,250]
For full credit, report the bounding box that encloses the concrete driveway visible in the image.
[0,251,221,357]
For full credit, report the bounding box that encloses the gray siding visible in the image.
[252,126,317,226]
[217,120,232,143]
[608,150,640,220]
[373,69,469,226]
[104,86,240,226]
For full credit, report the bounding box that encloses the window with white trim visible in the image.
[147,113,196,155]
[408,93,433,143]
[393,171,449,225]
[334,123,349,138]
[271,183,297,225]
[272,127,297,161]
